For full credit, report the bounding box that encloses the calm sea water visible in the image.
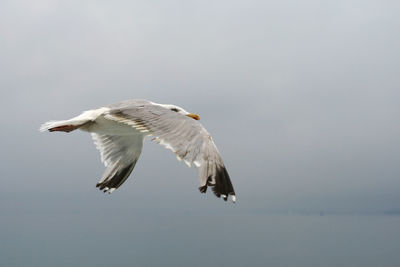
[1,193,400,267]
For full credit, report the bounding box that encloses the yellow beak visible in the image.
[186,113,200,120]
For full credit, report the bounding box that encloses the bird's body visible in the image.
[40,99,236,202]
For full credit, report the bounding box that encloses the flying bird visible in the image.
[40,99,236,202]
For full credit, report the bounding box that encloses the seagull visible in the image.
[40,99,236,202]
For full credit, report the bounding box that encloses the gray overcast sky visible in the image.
[1,0,400,211]
[2,1,400,266]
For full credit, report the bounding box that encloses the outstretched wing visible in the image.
[104,103,236,202]
[91,132,144,193]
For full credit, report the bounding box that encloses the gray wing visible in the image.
[91,132,144,193]
[104,102,236,202]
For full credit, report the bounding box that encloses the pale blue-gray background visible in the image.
[1,0,400,266]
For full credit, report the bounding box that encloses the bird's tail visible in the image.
[39,120,84,132]
[39,108,108,133]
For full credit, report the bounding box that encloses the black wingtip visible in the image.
[96,183,105,190]
[199,184,208,193]
[200,166,235,202]
[95,160,137,194]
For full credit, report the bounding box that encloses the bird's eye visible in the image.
[170,108,179,112]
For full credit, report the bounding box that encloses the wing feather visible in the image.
[91,133,144,193]
[104,102,236,201]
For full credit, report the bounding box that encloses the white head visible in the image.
[153,103,200,120]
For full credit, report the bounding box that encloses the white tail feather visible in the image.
[39,120,70,132]
[39,107,109,132]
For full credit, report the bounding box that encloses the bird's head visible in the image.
[161,104,200,120]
